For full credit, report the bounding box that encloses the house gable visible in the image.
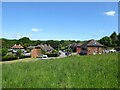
[77,39,104,55]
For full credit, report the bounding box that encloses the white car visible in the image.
[42,55,48,59]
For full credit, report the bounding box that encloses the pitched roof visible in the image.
[27,46,36,49]
[81,39,103,47]
[28,44,54,51]
[37,44,54,51]
[76,43,82,47]
[11,44,24,49]
[48,45,54,50]
[69,43,82,48]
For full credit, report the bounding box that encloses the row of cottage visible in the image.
[10,39,104,58]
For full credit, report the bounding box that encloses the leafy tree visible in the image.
[118,33,120,40]
[117,33,120,46]
[110,32,118,46]
[16,50,22,59]
[46,40,60,49]
[19,37,30,43]
[19,37,31,49]
[70,40,76,43]
[99,36,112,46]
[34,40,42,45]
[2,48,8,56]
[76,40,81,43]
[52,50,58,54]
[2,38,18,49]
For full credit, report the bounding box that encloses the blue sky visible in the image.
[2,2,118,40]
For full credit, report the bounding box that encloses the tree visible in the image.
[117,33,120,46]
[110,32,118,46]
[16,50,22,59]
[19,37,30,43]
[34,40,42,45]
[19,37,31,45]
[99,36,112,46]
[118,33,120,40]
[2,48,8,56]
[19,37,31,49]
[46,40,60,49]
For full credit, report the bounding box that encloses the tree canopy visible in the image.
[1,32,120,50]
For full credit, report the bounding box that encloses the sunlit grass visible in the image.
[2,53,118,88]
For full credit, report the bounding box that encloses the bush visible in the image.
[46,53,58,57]
[2,48,8,56]
[16,50,22,58]
[2,54,31,61]
[2,55,18,61]
[19,55,31,59]
[114,47,120,51]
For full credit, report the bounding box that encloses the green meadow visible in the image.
[2,53,119,88]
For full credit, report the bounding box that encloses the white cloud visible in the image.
[104,11,116,16]
[32,28,42,32]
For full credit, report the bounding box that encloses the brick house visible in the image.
[76,43,82,54]
[31,46,41,58]
[28,44,54,58]
[77,39,104,55]
[69,43,82,52]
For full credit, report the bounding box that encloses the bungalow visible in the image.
[10,44,25,53]
[37,44,54,52]
[28,44,54,58]
[77,39,104,55]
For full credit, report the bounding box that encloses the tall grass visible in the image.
[2,53,118,88]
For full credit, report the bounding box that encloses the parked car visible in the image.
[42,55,48,59]
[109,49,116,53]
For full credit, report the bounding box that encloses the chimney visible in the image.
[14,44,16,46]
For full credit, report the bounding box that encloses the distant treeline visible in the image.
[1,32,120,50]
[1,37,83,49]
[99,32,120,49]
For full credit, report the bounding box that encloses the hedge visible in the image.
[46,53,58,57]
[2,55,31,61]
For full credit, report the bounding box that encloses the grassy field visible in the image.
[2,53,119,88]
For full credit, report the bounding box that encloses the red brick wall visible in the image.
[76,47,81,53]
[87,47,103,55]
[31,49,41,58]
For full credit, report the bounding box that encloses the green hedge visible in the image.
[46,53,58,57]
[2,55,18,61]
[19,55,31,59]
[2,55,31,61]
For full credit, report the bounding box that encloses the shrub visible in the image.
[2,55,18,61]
[114,47,120,51]
[46,53,58,57]
[2,54,31,61]
[16,50,22,59]
[2,48,8,56]
[19,55,31,59]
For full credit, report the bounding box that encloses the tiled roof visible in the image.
[76,43,82,47]
[69,43,82,48]
[27,46,36,49]
[81,39,103,47]
[37,44,54,51]
[11,44,24,49]
[28,44,54,51]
